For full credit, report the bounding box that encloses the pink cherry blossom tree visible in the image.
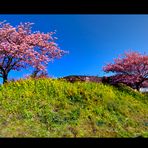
[0,21,67,84]
[103,51,148,90]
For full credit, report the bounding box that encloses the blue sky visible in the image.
[0,14,148,83]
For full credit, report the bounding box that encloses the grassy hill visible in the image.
[0,78,147,137]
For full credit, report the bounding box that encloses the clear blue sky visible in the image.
[0,14,148,83]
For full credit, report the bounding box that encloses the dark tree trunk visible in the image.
[136,85,140,91]
[135,82,142,91]
[31,68,40,78]
[3,73,8,84]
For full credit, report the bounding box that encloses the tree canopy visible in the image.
[0,21,67,83]
[103,51,148,90]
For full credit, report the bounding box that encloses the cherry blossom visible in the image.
[0,21,67,83]
[103,51,148,90]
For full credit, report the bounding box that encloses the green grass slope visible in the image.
[0,78,147,137]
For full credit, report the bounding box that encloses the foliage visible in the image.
[0,21,67,83]
[0,78,147,137]
[103,51,148,90]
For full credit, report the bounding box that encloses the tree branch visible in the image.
[7,59,21,73]
[5,56,13,71]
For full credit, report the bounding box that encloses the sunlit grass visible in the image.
[0,78,147,137]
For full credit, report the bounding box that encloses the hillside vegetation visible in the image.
[0,78,147,137]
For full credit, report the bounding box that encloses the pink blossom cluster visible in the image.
[0,21,67,75]
[103,51,148,89]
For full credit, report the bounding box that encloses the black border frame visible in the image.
[0,0,148,147]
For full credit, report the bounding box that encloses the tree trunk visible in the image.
[136,85,140,91]
[3,74,8,84]
[135,82,141,91]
